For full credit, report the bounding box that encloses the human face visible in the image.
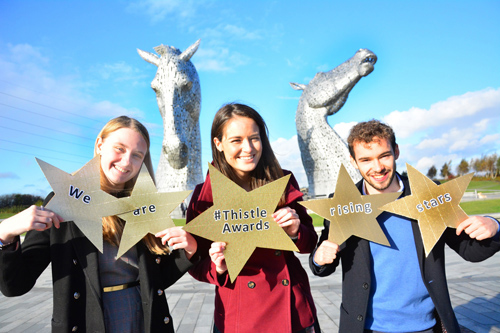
[214,116,262,184]
[96,127,147,189]
[350,137,400,195]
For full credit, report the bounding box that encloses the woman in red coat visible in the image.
[187,103,319,332]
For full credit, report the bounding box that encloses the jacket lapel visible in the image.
[69,222,102,302]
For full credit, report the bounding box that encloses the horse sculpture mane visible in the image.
[290,49,377,197]
[137,39,203,193]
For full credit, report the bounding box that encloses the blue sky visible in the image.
[1,0,499,196]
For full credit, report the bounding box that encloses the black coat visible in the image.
[0,221,193,332]
[309,174,500,333]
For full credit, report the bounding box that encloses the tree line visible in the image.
[426,153,500,180]
[0,194,44,210]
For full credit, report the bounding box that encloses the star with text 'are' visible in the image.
[380,164,473,256]
[300,164,400,246]
[37,156,135,252]
[116,164,191,258]
[183,163,298,282]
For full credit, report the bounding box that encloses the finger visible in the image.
[456,219,472,235]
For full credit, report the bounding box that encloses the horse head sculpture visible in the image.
[290,49,377,197]
[138,39,203,192]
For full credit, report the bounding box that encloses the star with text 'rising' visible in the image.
[300,164,401,246]
[116,165,191,258]
[183,163,298,283]
[37,156,135,252]
[380,163,473,256]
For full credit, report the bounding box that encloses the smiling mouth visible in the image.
[114,165,128,173]
[239,155,255,161]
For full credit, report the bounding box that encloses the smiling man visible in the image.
[310,119,500,333]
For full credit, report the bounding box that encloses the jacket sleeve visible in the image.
[0,229,51,297]
[443,216,500,262]
[185,183,228,286]
[158,247,196,290]
[283,172,317,254]
[308,192,341,277]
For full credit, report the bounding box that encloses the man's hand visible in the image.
[314,240,340,266]
[456,216,499,241]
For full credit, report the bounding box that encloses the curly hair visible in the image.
[347,119,397,158]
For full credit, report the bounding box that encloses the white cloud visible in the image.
[333,121,357,141]
[127,0,203,22]
[383,88,500,139]
[270,136,308,187]
[0,172,19,179]
[194,47,249,72]
[91,61,146,82]
[380,88,500,177]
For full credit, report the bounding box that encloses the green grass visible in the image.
[0,212,15,219]
[460,199,500,215]
[173,218,186,226]
[466,180,500,192]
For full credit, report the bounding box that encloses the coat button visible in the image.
[362,283,369,290]
[156,257,161,264]
[275,250,281,256]
[73,292,80,299]
[164,316,170,324]
[282,279,289,286]
[73,259,77,265]
[71,326,78,331]
[247,281,256,289]
[158,289,164,296]
[357,315,363,321]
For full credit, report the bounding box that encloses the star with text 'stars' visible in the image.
[37,156,135,252]
[116,165,191,258]
[380,164,473,256]
[183,163,298,282]
[300,164,400,246]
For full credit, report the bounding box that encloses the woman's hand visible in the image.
[273,206,300,238]
[155,227,197,260]
[209,242,227,275]
[0,205,62,243]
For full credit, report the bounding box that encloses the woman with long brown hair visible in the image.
[187,103,320,332]
[0,115,197,332]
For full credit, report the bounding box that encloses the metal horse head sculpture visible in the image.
[138,39,203,192]
[290,49,377,197]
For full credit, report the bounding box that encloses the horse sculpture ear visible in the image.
[180,39,201,62]
[137,49,161,67]
[290,82,307,91]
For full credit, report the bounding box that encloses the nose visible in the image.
[242,138,254,152]
[372,159,384,172]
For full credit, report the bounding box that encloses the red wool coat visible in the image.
[187,170,318,332]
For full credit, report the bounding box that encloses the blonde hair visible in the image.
[95,116,168,255]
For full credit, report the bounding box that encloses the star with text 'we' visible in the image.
[183,163,297,282]
[300,164,400,246]
[380,164,473,256]
[37,156,135,252]
[116,165,191,258]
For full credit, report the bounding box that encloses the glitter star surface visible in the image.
[116,165,191,257]
[380,164,473,256]
[300,164,400,246]
[37,156,135,252]
[183,164,298,282]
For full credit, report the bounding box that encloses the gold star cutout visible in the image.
[183,163,298,282]
[300,164,400,246]
[37,156,136,252]
[116,165,191,258]
[380,164,473,256]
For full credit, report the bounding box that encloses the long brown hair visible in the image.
[211,103,286,204]
[95,116,168,255]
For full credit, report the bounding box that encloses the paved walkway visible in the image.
[1,246,499,333]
